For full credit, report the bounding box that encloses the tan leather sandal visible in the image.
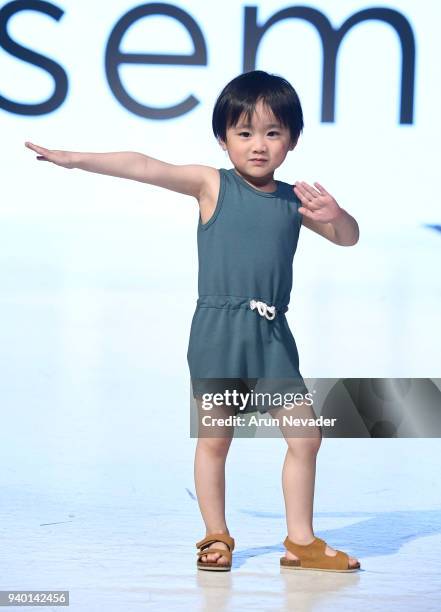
[280,536,361,572]
[196,533,235,571]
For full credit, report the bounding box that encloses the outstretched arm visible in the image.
[24,142,213,199]
[294,181,359,246]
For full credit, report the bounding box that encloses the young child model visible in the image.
[26,70,360,573]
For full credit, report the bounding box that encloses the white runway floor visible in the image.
[1,327,440,612]
[1,435,440,611]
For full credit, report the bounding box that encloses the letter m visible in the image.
[244,6,416,124]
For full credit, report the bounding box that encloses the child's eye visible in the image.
[237,130,280,137]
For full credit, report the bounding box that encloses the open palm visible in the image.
[294,181,341,224]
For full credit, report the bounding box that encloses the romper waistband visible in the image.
[196,295,288,319]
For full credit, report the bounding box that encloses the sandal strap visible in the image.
[197,548,232,563]
[196,533,235,552]
[283,536,326,557]
[283,536,350,570]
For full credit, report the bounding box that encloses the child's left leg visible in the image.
[271,402,359,569]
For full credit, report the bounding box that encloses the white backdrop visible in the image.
[1,0,440,388]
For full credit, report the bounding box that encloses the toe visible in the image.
[199,541,230,565]
[348,556,360,568]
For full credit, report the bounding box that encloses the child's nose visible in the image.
[252,138,266,152]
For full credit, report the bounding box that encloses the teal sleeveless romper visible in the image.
[187,167,309,412]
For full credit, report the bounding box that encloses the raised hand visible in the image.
[25,142,76,169]
[294,181,342,224]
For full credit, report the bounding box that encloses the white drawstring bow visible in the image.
[249,299,276,320]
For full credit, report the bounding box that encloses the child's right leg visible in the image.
[194,398,234,567]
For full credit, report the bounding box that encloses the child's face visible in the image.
[220,99,296,179]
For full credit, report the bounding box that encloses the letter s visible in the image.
[0,0,68,115]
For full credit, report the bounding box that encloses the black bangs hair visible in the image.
[212,70,304,145]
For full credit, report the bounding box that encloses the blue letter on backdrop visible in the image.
[105,3,207,119]
[0,0,68,115]
[244,6,415,124]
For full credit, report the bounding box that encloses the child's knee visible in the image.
[197,436,232,456]
[287,431,321,457]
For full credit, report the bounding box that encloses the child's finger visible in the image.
[295,182,318,203]
[298,198,320,212]
[294,182,311,199]
[26,142,49,155]
[314,181,329,196]
[25,141,39,151]
[300,181,321,198]
[298,206,314,218]
[34,145,49,155]
[294,184,320,210]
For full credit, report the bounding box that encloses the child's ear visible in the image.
[218,138,227,151]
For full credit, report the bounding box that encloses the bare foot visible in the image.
[284,538,360,569]
[199,540,230,566]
